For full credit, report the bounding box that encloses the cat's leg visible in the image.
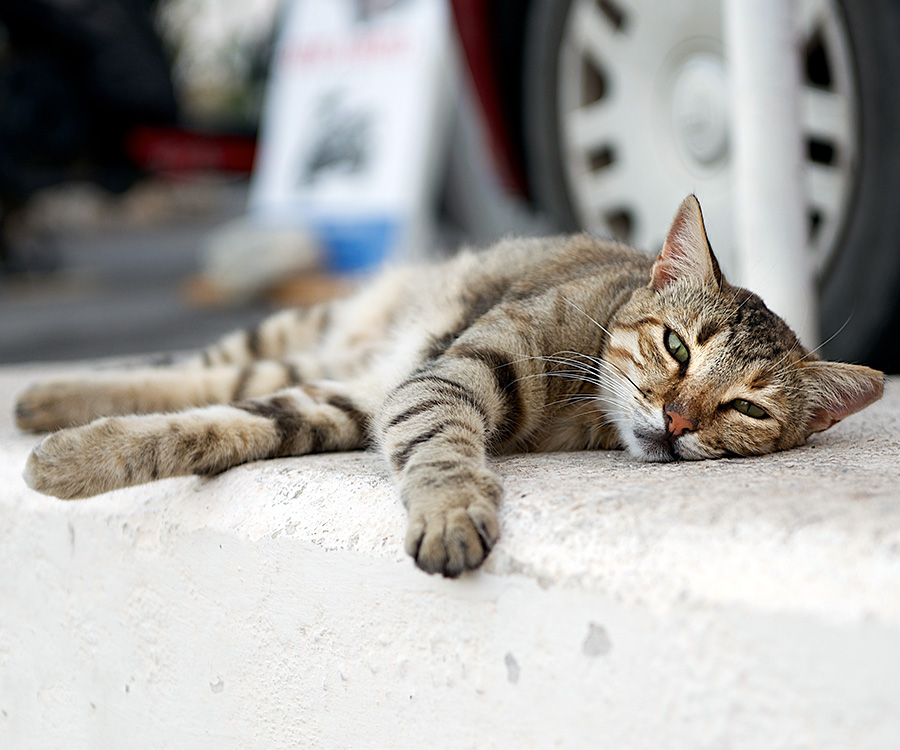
[377,341,541,578]
[193,266,411,368]
[14,356,327,432]
[192,306,333,367]
[15,303,341,432]
[16,272,406,432]
[24,384,371,499]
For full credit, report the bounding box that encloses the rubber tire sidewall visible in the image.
[819,0,900,368]
[523,0,581,234]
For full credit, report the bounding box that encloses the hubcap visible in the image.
[670,53,730,170]
[557,0,857,280]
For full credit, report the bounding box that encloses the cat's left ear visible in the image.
[802,361,884,433]
[651,195,724,291]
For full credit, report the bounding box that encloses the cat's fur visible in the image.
[16,196,884,576]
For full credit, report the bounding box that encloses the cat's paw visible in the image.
[23,417,134,499]
[24,428,96,499]
[15,384,58,431]
[15,382,96,432]
[403,468,502,577]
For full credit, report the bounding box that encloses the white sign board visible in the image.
[249,0,452,272]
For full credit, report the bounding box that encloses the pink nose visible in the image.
[665,408,695,437]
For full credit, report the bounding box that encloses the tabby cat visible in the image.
[16,196,883,577]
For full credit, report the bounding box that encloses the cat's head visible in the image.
[602,195,884,462]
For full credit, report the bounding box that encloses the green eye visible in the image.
[732,399,768,419]
[665,329,690,364]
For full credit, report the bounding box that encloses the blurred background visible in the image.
[1,0,899,370]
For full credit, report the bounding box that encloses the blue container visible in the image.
[314,218,399,273]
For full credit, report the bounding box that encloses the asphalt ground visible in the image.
[0,181,272,364]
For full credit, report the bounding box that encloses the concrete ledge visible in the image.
[2,363,900,748]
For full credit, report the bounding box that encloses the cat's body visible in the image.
[16,197,884,576]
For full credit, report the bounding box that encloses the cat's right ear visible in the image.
[801,361,885,434]
[651,195,724,291]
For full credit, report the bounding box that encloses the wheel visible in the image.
[523,0,900,368]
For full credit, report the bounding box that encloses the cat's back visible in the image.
[318,233,652,385]
[460,232,648,282]
[425,232,652,309]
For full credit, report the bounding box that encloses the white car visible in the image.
[453,0,900,369]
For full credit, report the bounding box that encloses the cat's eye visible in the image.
[665,329,690,364]
[732,399,768,419]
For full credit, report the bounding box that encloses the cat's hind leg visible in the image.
[14,357,327,432]
[16,283,397,432]
[24,384,371,499]
[192,306,333,367]
[15,301,340,433]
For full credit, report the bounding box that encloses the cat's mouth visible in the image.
[631,428,680,462]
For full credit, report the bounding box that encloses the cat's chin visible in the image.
[625,428,678,463]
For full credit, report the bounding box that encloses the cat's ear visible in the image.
[801,361,884,434]
[651,195,724,291]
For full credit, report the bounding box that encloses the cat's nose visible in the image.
[664,407,695,437]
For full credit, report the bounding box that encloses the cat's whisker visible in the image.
[558,296,614,338]
[544,376,635,409]
[794,314,854,365]
[540,371,631,397]
[513,368,632,404]
[572,409,621,428]
[767,314,854,381]
[543,350,643,395]
[543,394,616,410]
[514,350,640,399]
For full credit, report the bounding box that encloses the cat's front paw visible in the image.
[403,468,502,577]
[23,417,136,499]
[24,428,97,499]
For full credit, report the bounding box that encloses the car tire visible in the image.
[818,1,900,369]
[523,0,900,369]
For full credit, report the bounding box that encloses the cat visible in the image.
[15,195,884,577]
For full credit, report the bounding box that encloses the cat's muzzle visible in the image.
[631,427,679,462]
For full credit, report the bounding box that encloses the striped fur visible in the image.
[17,196,884,576]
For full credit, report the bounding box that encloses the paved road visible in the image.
[0,185,273,364]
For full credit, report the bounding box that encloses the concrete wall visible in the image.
[3,365,900,749]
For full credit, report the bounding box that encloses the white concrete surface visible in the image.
[2,362,900,749]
